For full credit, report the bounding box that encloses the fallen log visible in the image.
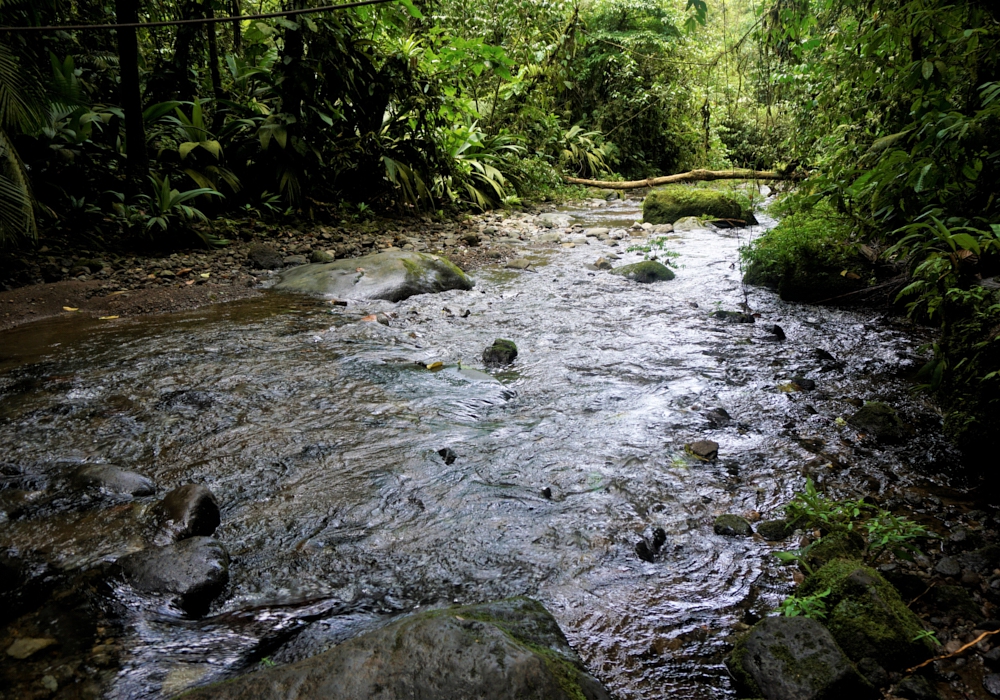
[563,168,806,190]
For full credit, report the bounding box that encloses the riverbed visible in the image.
[0,197,960,698]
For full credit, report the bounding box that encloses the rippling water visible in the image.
[0,198,954,698]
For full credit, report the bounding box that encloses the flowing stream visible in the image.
[0,198,958,698]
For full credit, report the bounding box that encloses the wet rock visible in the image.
[643,186,750,225]
[506,258,533,271]
[768,324,786,339]
[793,377,817,391]
[687,440,719,460]
[593,257,613,270]
[247,243,284,269]
[283,254,309,266]
[986,674,1000,698]
[310,250,335,263]
[437,448,457,465]
[72,464,155,497]
[652,527,666,550]
[584,227,610,238]
[539,212,573,229]
[756,519,792,541]
[935,556,962,577]
[6,637,58,659]
[179,597,610,700]
[703,407,732,427]
[984,646,1000,669]
[847,402,908,444]
[635,540,655,562]
[714,514,753,537]
[929,584,983,622]
[275,251,474,302]
[710,310,755,323]
[726,616,875,700]
[153,484,220,544]
[116,536,229,615]
[672,216,705,232]
[804,530,866,571]
[856,658,889,689]
[610,260,675,283]
[483,339,518,367]
[541,486,552,499]
[895,675,942,700]
[462,232,480,246]
[800,559,934,667]
[960,544,1000,574]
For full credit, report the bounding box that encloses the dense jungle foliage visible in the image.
[0,0,999,466]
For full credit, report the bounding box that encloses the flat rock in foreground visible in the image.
[274,251,474,302]
[180,597,610,700]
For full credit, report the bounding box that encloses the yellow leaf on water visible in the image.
[361,314,378,322]
[63,306,79,312]
[200,272,211,279]
[98,315,120,320]
[426,361,444,370]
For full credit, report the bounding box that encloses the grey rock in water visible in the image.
[506,258,534,271]
[72,464,155,497]
[714,514,753,537]
[610,261,675,283]
[309,250,336,263]
[116,536,229,615]
[756,519,792,541]
[483,339,518,367]
[179,597,610,700]
[727,616,875,700]
[583,227,610,238]
[688,440,719,460]
[153,484,220,544]
[275,251,473,302]
[711,310,755,324]
[847,402,909,444]
[538,212,573,229]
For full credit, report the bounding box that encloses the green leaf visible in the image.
[922,61,934,80]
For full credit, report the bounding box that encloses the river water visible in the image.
[0,198,956,698]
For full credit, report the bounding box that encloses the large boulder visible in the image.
[274,251,474,302]
[115,536,229,616]
[800,559,935,668]
[643,186,752,225]
[180,597,610,700]
[847,402,909,444]
[726,615,875,700]
[610,261,675,283]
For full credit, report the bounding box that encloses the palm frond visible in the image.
[0,129,36,244]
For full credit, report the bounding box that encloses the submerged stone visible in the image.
[179,597,611,700]
[610,260,675,283]
[847,402,908,444]
[714,514,753,537]
[72,464,155,497]
[116,536,229,616]
[726,615,875,700]
[274,251,474,302]
[756,519,792,541]
[643,186,750,225]
[153,484,221,544]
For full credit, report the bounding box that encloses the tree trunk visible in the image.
[563,168,806,189]
[115,0,148,197]
[206,7,227,132]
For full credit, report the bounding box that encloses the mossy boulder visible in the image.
[274,250,474,302]
[177,597,610,700]
[802,530,866,572]
[756,519,793,541]
[714,514,753,537]
[643,186,751,225]
[800,559,934,668]
[609,260,675,283]
[726,616,875,700]
[847,402,908,444]
[483,339,518,367]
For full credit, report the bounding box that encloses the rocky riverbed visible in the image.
[3,193,1000,700]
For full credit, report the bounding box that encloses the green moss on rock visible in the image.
[803,530,866,571]
[847,402,908,444]
[800,559,934,668]
[483,338,518,366]
[643,186,750,224]
[756,519,792,541]
[609,260,675,283]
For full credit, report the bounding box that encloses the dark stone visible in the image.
[704,407,732,427]
[688,440,719,460]
[928,585,983,623]
[934,556,961,577]
[116,537,229,615]
[158,389,214,411]
[960,545,1000,574]
[769,324,786,339]
[985,674,1000,698]
[847,402,908,444]
[247,243,284,270]
[756,519,792,541]
[153,484,220,545]
[483,339,518,367]
[462,232,480,246]
[856,658,889,688]
[652,527,667,550]
[609,260,675,283]
[437,448,457,465]
[72,464,155,497]
[711,309,755,323]
[274,251,474,302]
[804,530,866,571]
[541,487,552,499]
[792,377,816,390]
[714,514,753,537]
[635,540,655,562]
[179,597,610,700]
[895,675,942,700]
[726,616,875,700]
[983,646,1000,669]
